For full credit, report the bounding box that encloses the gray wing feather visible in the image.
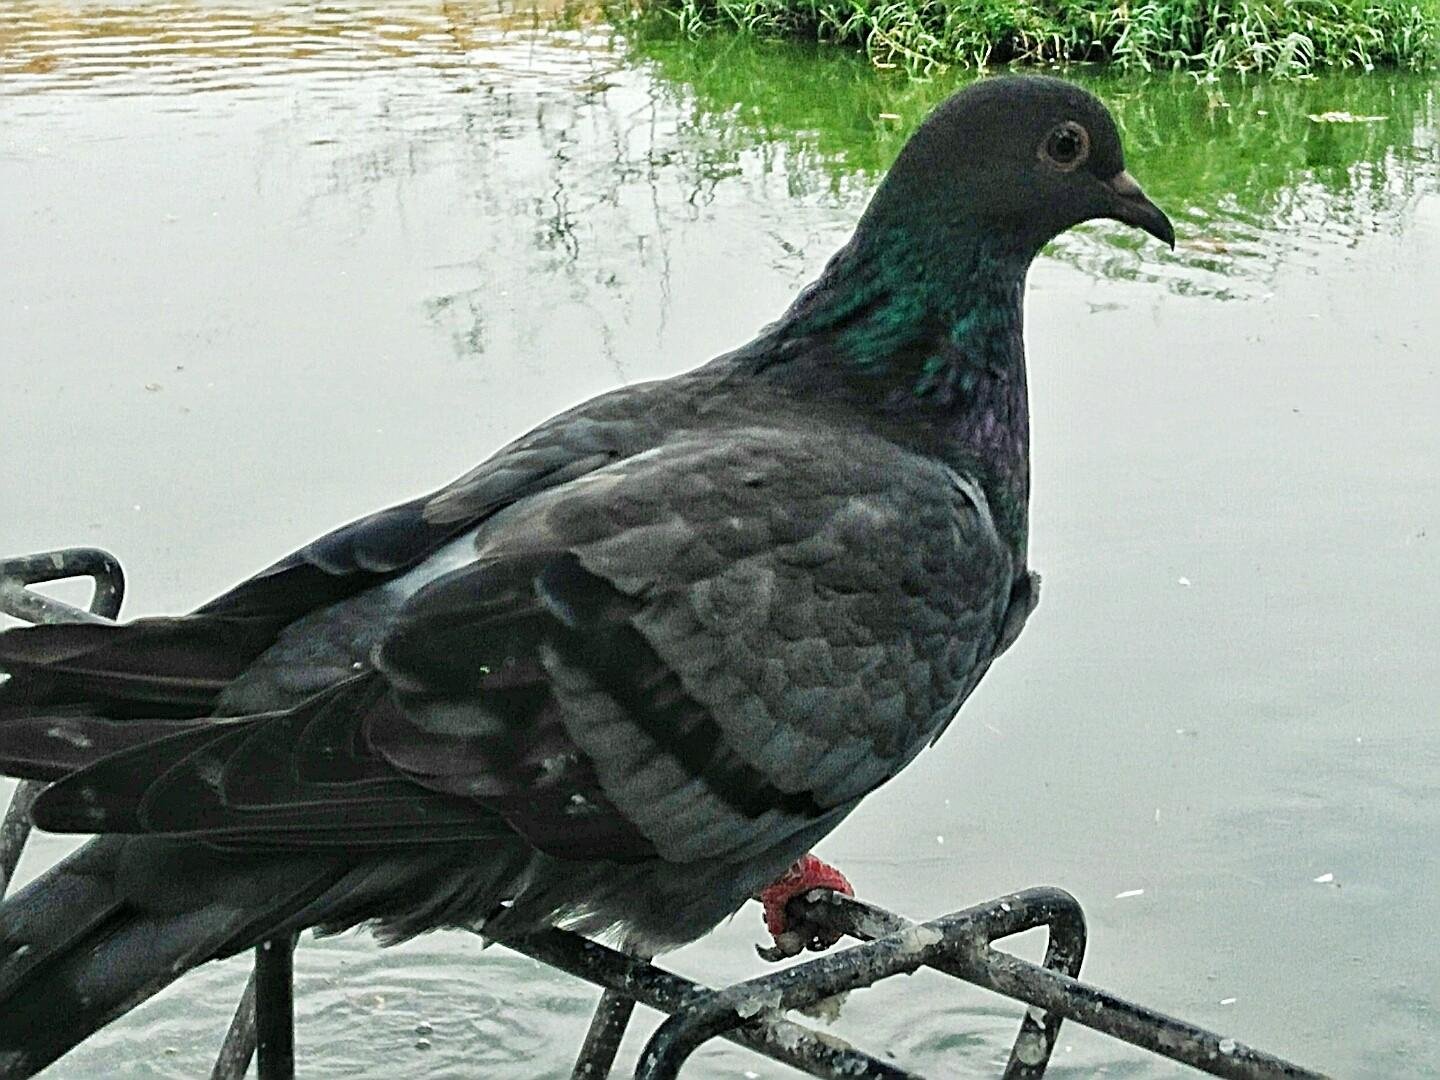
[389,425,1015,864]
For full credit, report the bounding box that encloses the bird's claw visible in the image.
[755,854,854,961]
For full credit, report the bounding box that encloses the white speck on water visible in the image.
[1218,1037,1238,1054]
[1313,872,1335,884]
[935,834,944,845]
[1154,807,1162,824]
[1177,576,1192,586]
[1220,997,1238,1006]
[745,1072,760,1079]
[1114,889,1145,900]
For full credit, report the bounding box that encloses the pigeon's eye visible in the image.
[1040,121,1090,171]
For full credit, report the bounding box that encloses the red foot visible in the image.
[757,853,854,938]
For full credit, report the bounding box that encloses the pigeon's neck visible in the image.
[781,226,1027,374]
[741,224,1034,559]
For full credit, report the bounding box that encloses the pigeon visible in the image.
[0,74,1172,1076]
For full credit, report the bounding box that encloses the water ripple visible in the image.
[0,1,613,96]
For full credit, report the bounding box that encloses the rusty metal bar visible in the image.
[210,971,259,1080]
[573,989,639,1079]
[255,935,297,1078]
[634,888,1327,1080]
[505,925,916,1079]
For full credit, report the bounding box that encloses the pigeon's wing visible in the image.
[26,676,518,850]
[0,383,670,721]
[30,426,1014,866]
[198,381,678,625]
[372,425,1017,864]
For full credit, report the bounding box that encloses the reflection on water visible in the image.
[3,4,1436,302]
[2,4,1439,1079]
[0,1,611,92]
[629,34,1440,296]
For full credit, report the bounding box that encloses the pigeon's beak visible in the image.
[1103,170,1175,249]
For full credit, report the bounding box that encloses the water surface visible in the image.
[2,3,1438,1077]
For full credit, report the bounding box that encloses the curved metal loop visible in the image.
[0,547,127,898]
[0,547,125,625]
[634,887,1325,1080]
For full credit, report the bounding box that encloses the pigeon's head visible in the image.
[866,75,1174,256]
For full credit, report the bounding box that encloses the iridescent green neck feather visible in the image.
[733,221,1035,564]
[785,225,1027,379]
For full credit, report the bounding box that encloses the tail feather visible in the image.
[0,841,124,1000]
[0,712,210,781]
[0,573,536,1074]
[0,838,342,1079]
[0,615,285,719]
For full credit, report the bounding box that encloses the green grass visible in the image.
[625,0,1440,74]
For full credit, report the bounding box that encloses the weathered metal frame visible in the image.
[624,888,1327,1080]
[0,549,1328,1079]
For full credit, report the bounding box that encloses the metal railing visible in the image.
[0,548,1328,1079]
